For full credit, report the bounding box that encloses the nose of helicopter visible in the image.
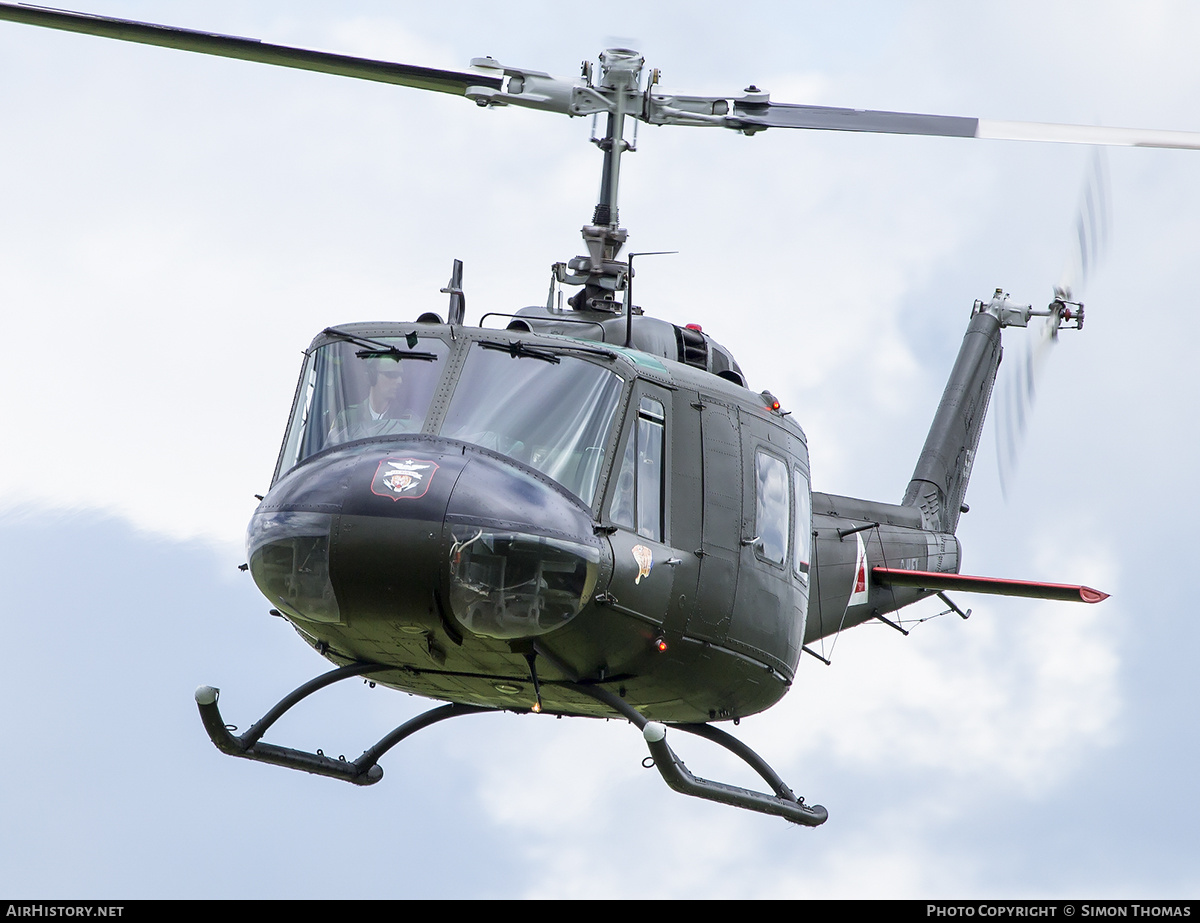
[246,438,604,641]
[441,450,603,640]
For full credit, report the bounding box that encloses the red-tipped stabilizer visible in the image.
[872,567,1109,603]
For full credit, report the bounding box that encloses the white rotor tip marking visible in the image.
[643,721,667,743]
[977,119,1200,150]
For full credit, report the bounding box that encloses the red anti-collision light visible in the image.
[685,323,702,332]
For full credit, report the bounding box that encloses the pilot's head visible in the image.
[366,359,404,411]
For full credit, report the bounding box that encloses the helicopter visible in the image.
[2,3,1193,831]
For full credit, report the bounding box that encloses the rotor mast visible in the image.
[594,48,642,226]
[561,49,646,312]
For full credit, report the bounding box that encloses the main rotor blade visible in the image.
[0,2,501,96]
[729,101,1200,150]
[8,2,1200,152]
[728,101,978,138]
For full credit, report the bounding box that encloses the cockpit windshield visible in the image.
[440,343,624,506]
[276,334,450,477]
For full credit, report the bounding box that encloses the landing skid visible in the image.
[571,684,827,827]
[195,663,827,826]
[195,663,489,785]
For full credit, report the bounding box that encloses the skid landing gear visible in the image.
[570,684,828,827]
[195,664,827,826]
[195,662,489,785]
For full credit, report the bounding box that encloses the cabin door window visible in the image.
[753,449,790,566]
[610,396,666,542]
[793,467,812,583]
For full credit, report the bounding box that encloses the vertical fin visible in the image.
[902,310,1002,533]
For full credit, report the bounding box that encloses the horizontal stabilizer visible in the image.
[872,567,1108,603]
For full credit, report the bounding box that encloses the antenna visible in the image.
[442,259,466,325]
[625,250,677,346]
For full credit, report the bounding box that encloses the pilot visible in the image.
[328,358,419,443]
[608,440,637,530]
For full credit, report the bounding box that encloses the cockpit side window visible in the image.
[275,335,450,479]
[610,396,666,542]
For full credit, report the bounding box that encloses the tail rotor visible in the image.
[996,148,1109,498]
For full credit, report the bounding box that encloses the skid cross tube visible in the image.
[571,684,827,827]
[195,663,490,785]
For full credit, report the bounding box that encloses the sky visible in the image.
[1,0,1198,899]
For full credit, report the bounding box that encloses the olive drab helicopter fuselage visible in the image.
[256,312,818,726]
[247,290,1054,730]
[7,3,1173,827]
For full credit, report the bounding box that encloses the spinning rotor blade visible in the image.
[996,149,1110,498]
[996,319,1057,499]
[1057,148,1111,301]
[0,3,502,96]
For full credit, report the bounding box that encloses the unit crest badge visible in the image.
[370,458,439,500]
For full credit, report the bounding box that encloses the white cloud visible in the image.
[1,0,1197,898]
